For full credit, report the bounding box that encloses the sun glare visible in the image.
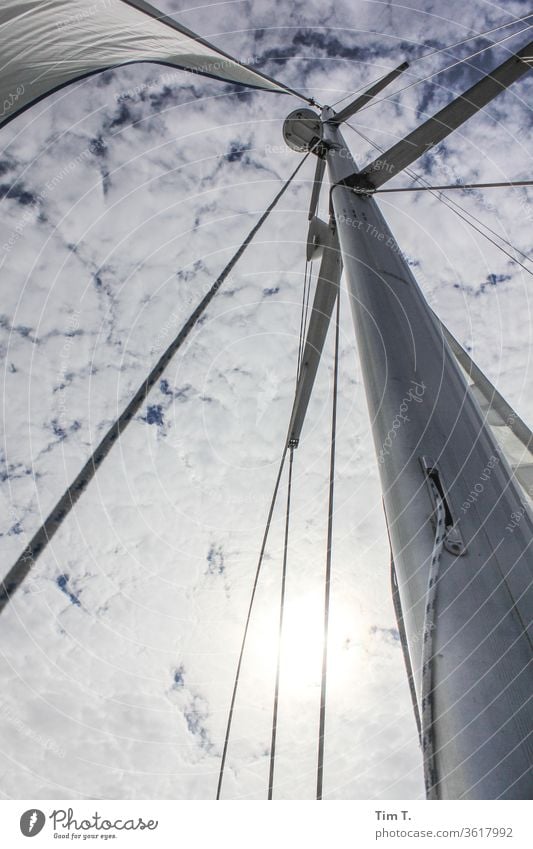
[245,586,364,706]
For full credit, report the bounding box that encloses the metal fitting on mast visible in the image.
[282,108,323,153]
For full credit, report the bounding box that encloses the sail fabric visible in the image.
[0,0,298,128]
[442,322,533,504]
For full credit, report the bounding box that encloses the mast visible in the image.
[325,120,533,800]
[282,42,533,799]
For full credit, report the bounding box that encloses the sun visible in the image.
[244,584,364,707]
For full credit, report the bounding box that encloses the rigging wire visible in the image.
[373,178,533,264]
[407,13,533,63]
[296,259,313,379]
[316,288,340,800]
[416,184,533,267]
[398,168,533,272]
[0,152,312,615]
[300,261,313,372]
[216,442,289,800]
[344,121,533,275]
[296,260,309,376]
[330,13,533,109]
[268,446,295,800]
[355,24,532,117]
[217,169,318,798]
[302,260,313,348]
[374,179,533,193]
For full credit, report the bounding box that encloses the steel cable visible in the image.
[267,446,295,799]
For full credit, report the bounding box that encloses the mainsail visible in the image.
[441,321,533,504]
[0,0,306,129]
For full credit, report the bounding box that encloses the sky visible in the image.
[0,0,532,800]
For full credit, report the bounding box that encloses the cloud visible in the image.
[0,0,530,801]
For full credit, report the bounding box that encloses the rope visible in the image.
[0,153,311,615]
[330,14,533,109]
[268,446,294,799]
[316,287,340,800]
[420,479,446,800]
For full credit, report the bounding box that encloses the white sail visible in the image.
[0,0,297,128]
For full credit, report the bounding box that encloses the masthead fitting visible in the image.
[283,108,322,153]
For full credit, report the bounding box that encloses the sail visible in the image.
[441,320,533,504]
[0,0,299,129]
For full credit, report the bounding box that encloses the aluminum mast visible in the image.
[283,43,533,799]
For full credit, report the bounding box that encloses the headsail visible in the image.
[0,0,307,128]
